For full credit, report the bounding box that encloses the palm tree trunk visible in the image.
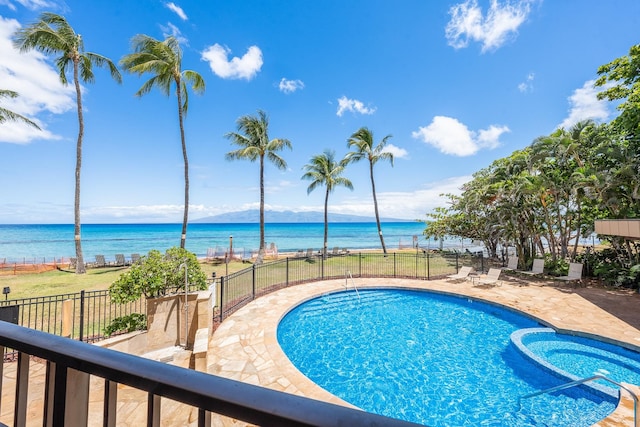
[73,61,86,274]
[323,187,329,258]
[177,86,188,249]
[370,162,387,254]
[259,155,265,252]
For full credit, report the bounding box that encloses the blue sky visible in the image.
[1,0,638,224]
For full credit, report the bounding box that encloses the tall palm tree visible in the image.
[13,13,121,274]
[346,127,394,254]
[120,35,205,249]
[0,89,41,129]
[302,150,353,257]
[225,110,292,255]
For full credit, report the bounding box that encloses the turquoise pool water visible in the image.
[514,328,640,397]
[277,289,620,426]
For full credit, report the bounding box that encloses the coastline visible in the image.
[0,222,448,263]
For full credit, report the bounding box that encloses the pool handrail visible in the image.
[522,374,638,427]
[345,270,360,301]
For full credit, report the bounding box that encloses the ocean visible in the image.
[0,222,471,263]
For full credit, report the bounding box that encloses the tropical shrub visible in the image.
[109,247,207,303]
[103,313,147,337]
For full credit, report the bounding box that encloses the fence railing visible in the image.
[0,251,484,357]
[217,251,484,321]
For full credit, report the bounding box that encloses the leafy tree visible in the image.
[302,150,353,256]
[120,35,205,249]
[13,12,122,274]
[225,110,292,255]
[109,247,207,303]
[346,127,394,254]
[0,89,40,129]
[596,43,640,139]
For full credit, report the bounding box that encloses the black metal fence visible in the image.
[0,251,485,355]
[218,251,484,321]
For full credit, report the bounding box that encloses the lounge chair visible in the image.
[131,253,141,264]
[94,255,107,268]
[114,254,126,267]
[305,248,315,258]
[502,256,518,271]
[294,249,304,258]
[330,247,340,256]
[519,258,544,276]
[447,266,474,282]
[556,262,583,284]
[473,268,502,286]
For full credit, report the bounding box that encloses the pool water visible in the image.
[277,289,619,426]
[515,328,640,397]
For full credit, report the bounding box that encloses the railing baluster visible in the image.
[147,392,161,427]
[104,379,117,427]
[14,352,29,427]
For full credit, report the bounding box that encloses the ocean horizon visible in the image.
[0,222,480,263]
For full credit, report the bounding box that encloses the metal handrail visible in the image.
[345,270,360,301]
[522,374,638,427]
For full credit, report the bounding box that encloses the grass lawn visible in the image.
[0,260,252,300]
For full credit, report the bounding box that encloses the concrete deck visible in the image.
[2,277,640,426]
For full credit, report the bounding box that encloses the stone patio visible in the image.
[2,276,639,426]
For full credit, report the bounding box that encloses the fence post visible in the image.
[286,257,289,286]
[481,254,485,273]
[427,252,430,280]
[252,264,256,299]
[359,253,362,277]
[219,276,225,322]
[393,252,398,277]
[321,254,324,279]
[61,300,73,338]
[455,253,459,272]
[79,290,85,342]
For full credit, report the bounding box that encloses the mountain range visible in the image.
[191,210,416,223]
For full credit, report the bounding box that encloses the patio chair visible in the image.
[131,253,141,264]
[555,262,583,284]
[446,266,474,282]
[502,256,518,271]
[94,255,107,268]
[114,254,126,267]
[519,258,544,276]
[473,268,503,287]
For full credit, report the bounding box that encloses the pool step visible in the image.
[298,291,406,316]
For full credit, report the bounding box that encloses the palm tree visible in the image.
[0,89,41,129]
[13,13,122,274]
[225,110,292,255]
[302,150,353,257]
[120,35,205,249]
[346,127,394,254]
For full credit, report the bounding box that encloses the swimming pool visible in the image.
[277,289,626,426]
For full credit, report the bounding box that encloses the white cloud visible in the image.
[518,72,535,93]
[201,44,263,80]
[557,80,611,130]
[165,2,187,20]
[336,96,376,117]
[0,17,75,144]
[1,0,57,10]
[445,0,535,52]
[383,143,408,159]
[278,78,304,94]
[160,22,188,45]
[412,116,509,156]
[325,176,471,220]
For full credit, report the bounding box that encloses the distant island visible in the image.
[191,209,418,223]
